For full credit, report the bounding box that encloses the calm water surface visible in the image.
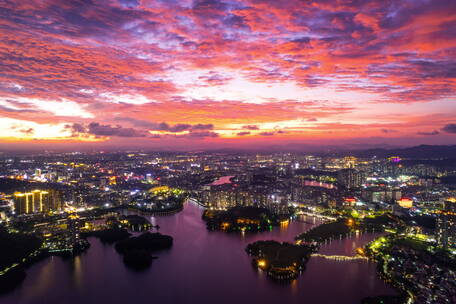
[0,202,395,304]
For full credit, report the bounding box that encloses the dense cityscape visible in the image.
[0,147,455,303]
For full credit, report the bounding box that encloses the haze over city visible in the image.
[1,0,455,151]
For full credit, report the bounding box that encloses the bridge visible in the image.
[295,211,336,221]
[311,253,369,261]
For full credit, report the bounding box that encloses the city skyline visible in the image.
[1,0,456,151]
[1,150,455,303]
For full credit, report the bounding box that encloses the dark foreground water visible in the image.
[0,202,395,304]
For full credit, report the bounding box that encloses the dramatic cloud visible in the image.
[0,0,455,149]
[381,129,398,134]
[19,128,34,135]
[259,132,275,136]
[113,117,158,129]
[236,131,251,136]
[114,117,213,132]
[10,124,35,135]
[68,123,86,134]
[65,121,218,140]
[66,122,149,138]
[441,124,456,134]
[0,105,38,113]
[191,124,214,131]
[242,125,259,130]
[185,131,219,138]
[417,131,440,136]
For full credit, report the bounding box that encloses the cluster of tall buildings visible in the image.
[13,189,62,214]
[1,151,455,252]
[199,185,290,215]
[361,187,402,203]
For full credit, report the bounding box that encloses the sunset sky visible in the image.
[1,0,455,151]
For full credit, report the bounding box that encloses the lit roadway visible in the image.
[311,253,369,261]
[295,211,337,221]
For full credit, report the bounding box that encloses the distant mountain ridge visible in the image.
[1,144,456,159]
[344,145,456,159]
[207,144,456,159]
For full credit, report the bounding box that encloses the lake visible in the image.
[0,202,395,304]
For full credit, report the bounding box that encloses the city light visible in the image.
[0,137,455,303]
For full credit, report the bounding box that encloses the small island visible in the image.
[246,240,316,281]
[202,206,279,232]
[131,186,187,215]
[295,218,352,244]
[115,232,173,270]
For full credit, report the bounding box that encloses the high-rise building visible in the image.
[13,189,62,214]
[337,169,364,189]
[436,198,456,249]
[67,213,81,246]
[343,156,357,169]
[267,193,289,215]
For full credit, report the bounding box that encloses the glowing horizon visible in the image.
[0,0,455,151]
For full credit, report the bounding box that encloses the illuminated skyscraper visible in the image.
[337,169,364,189]
[436,198,456,249]
[67,213,81,246]
[13,189,62,214]
[343,156,357,169]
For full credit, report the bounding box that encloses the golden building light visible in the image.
[13,189,61,214]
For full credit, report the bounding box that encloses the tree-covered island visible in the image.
[295,213,401,245]
[115,232,173,270]
[202,206,279,232]
[246,240,317,281]
[295,218,352,244]
[130,186,187,214]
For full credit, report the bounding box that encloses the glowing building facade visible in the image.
[13,189,62,214]
[397,197,413,208]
